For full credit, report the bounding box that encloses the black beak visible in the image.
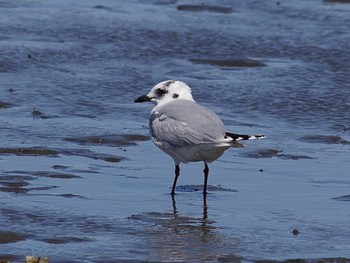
[134,95,151,103]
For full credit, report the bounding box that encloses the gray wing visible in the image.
[150,100,226,147]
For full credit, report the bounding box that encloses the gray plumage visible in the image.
[150,99,225,147]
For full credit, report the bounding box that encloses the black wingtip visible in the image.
[225,132,266,141]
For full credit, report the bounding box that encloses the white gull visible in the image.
[134,80,265,195]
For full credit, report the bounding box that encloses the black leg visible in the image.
[203,163,209,196]
[203,192,208,220]
[171,164,180,195]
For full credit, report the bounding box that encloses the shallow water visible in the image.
[1,0,350,262]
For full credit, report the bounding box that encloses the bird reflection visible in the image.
[171,194,208,220]
[129,194,229,261]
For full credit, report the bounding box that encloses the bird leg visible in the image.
[171,164,180,195]
[203,163,209,196]
[202,193,208,220]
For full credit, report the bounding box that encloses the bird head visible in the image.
[134,80,194,106]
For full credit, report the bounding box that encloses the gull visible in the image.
[134,80,265,195]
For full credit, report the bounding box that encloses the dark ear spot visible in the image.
[172,93,179,99]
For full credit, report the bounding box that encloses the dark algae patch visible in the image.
[61,148,124,163]
[242,148,315,160]
[33,171,81,179]
[64,134,149,147]
[42,236,90,244]
[0,175,35,194]
[177,4,234,14]
[62,134,148,162]
[333,194,350,201]
[245,149,282,158]
[52,165,71,170]
[124,134,150,142]
[0,147,59,157]
[324,0,350,3]
[0,146,125,163]
[0,181,30,194]
[0,231,27,244]
[58,193,85,199]
[0,171,79,195]
[32,107,51,119]
[0,101,11,109]
[300,135,350,145]
[254,258,350,263]
[190,58,266,68]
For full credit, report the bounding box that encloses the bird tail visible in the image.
[225,132,266,141]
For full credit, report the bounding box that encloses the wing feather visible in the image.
[149,100,226,147]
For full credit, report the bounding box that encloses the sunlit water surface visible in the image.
[0,0,349,262]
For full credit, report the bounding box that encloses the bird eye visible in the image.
[173,93,179,99]
[156,88,168,96]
